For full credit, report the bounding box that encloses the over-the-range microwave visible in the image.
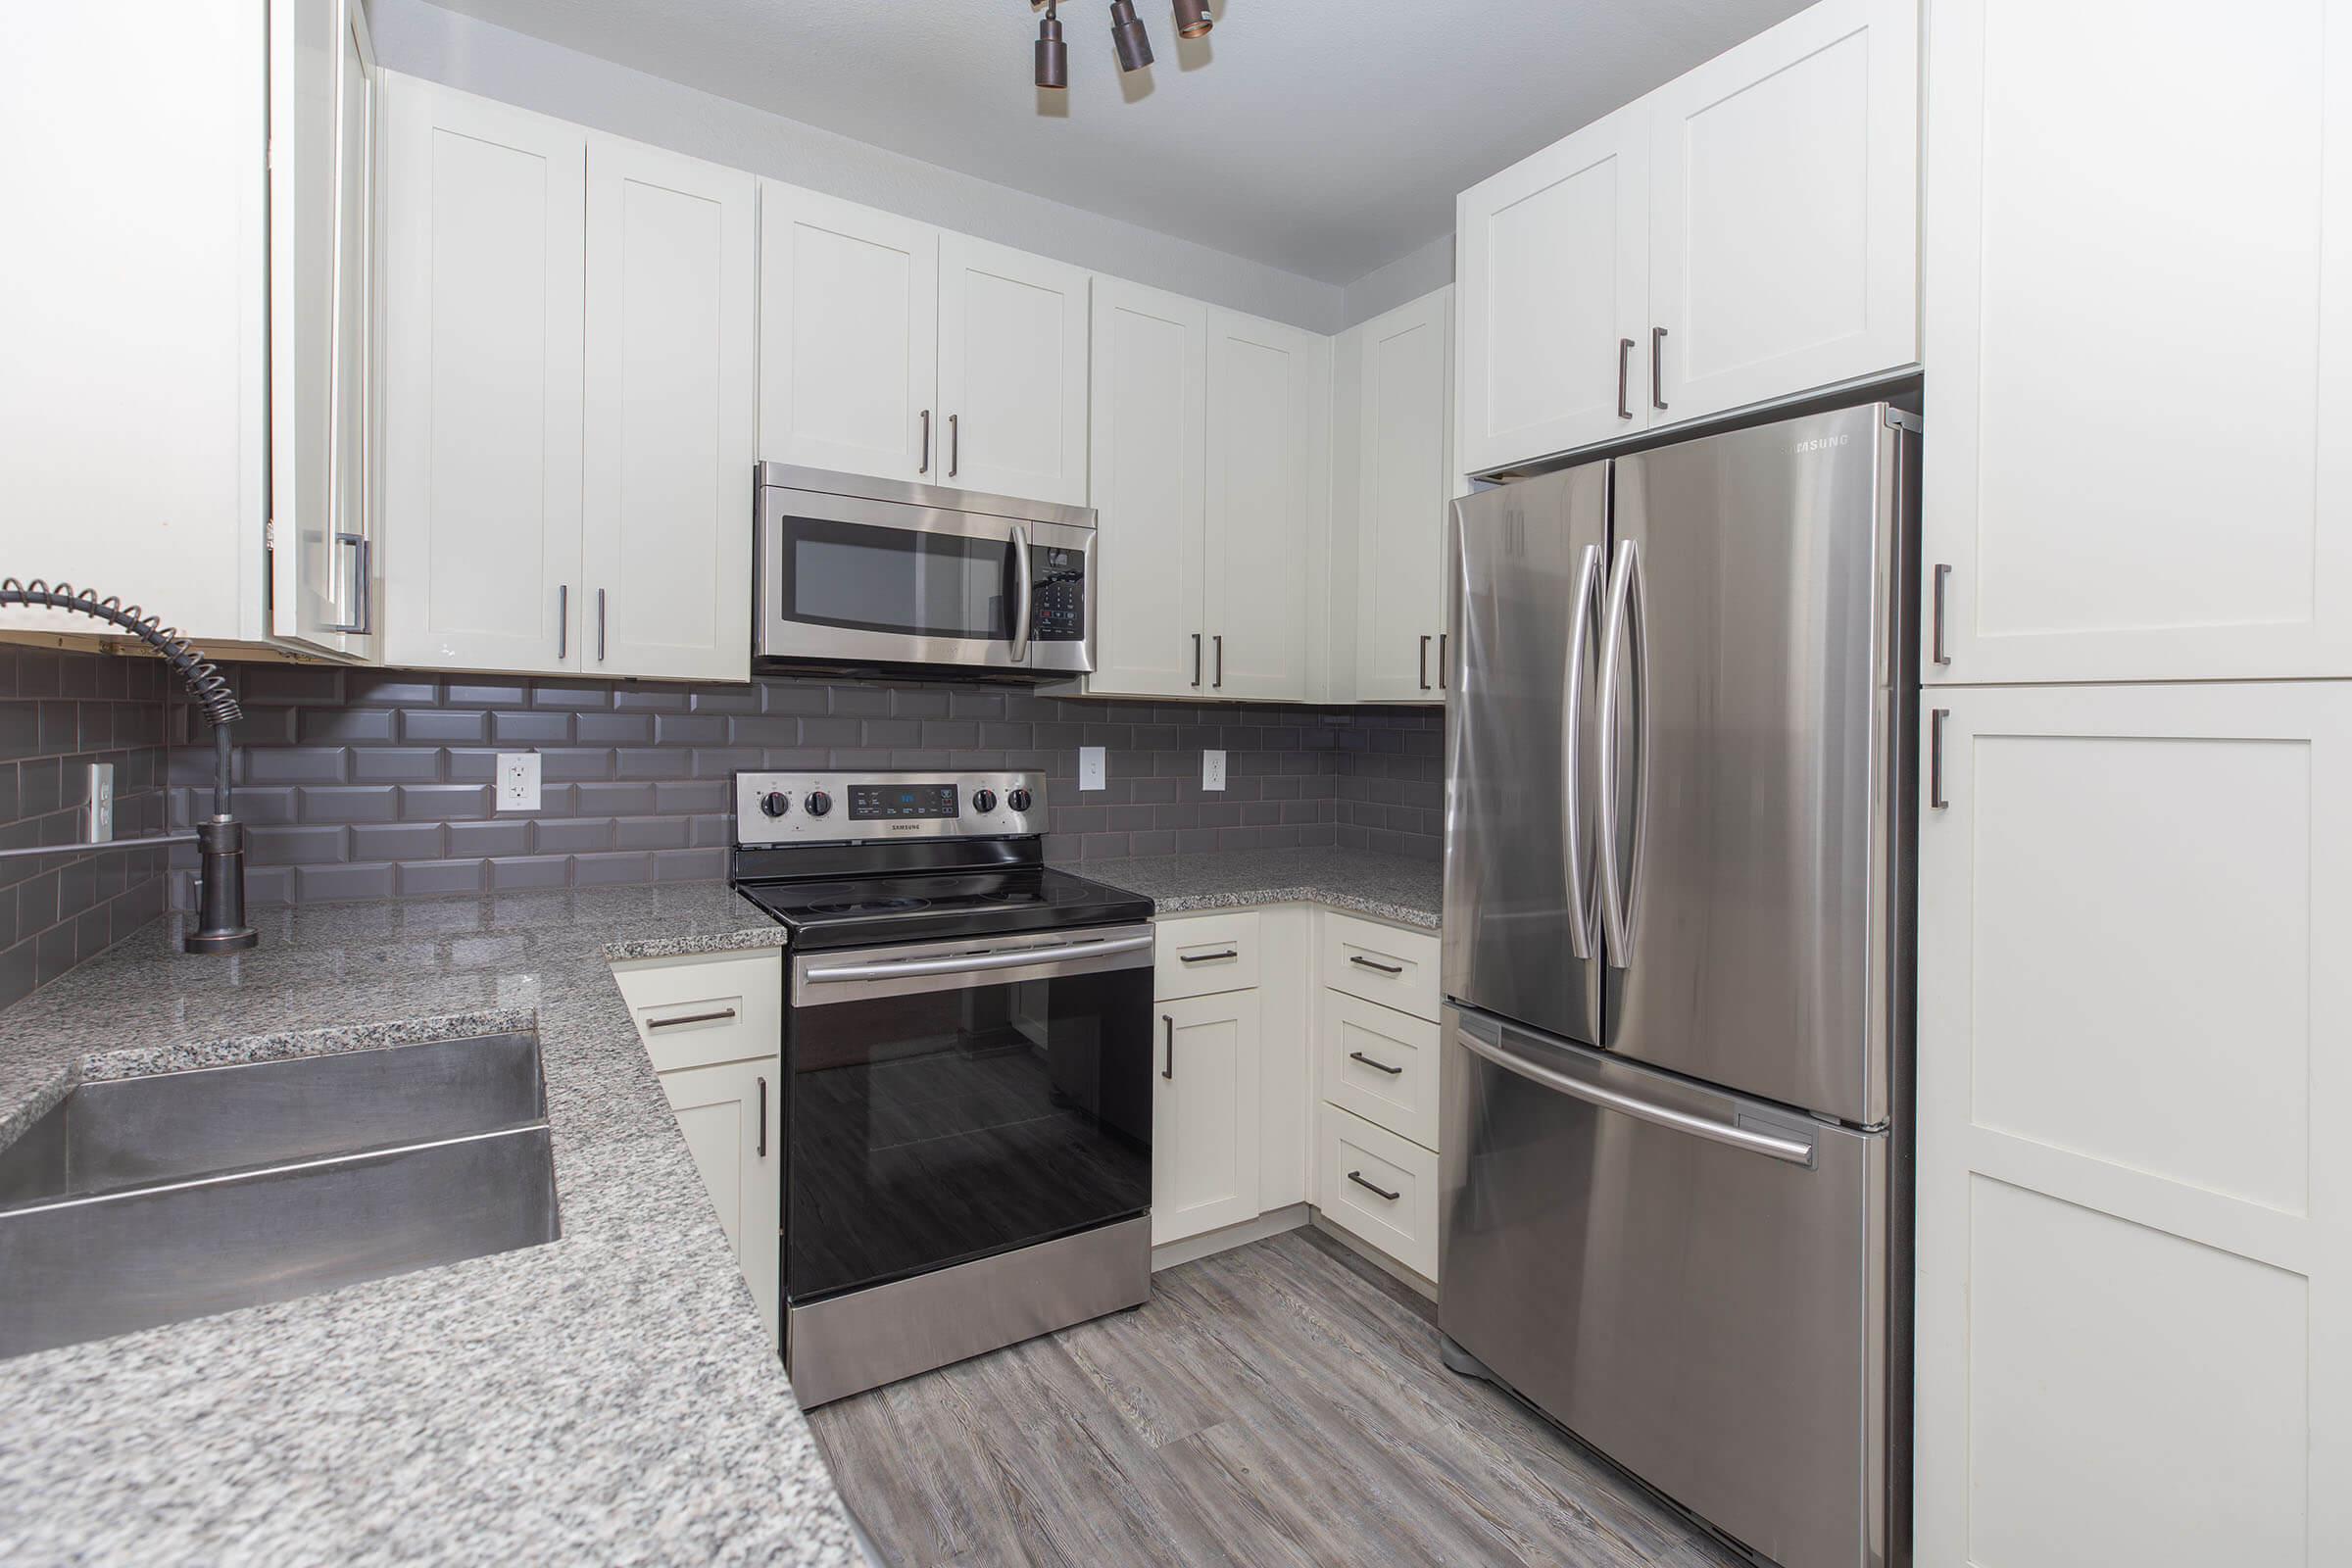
[754,464,1095,681]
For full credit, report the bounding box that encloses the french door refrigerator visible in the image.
[1439,401,1919,1568]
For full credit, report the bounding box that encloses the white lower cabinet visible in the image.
[611,948,783,1346]
[1314,1103,1439,1281]
[1152,988,1263,1246]
[1915,682,2352,1564]
[1318,989,1439,1152]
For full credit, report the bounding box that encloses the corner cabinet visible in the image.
[1921,0,2352,685]
[758,184,1090,507]
[1336,287,1455,703]
[1455,0,1917,476]
[612,948,784,1347]
[1085,287,1329,702]
[379,75,751,680]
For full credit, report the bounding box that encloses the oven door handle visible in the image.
[803,932,1153,984]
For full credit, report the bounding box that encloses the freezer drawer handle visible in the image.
[1347,1170,1401,1201]
[1454,1027,1816,1167]
[1348,955,1403,975]
[1348,1051,1404,1077]
[1178,950,1238,964]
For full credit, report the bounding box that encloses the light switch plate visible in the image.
[1079,746,1106,792]
[1201,750,1226,791]
[496,752,542,813]
[84,761,115,842]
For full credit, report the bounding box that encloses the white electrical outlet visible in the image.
[1201,750,1226,791]
[1079,746,1106,791]
[496,752,542,813]
[84,762,115,842]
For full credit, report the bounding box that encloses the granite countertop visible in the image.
[0,885,858,1568]
[1078,846,1444,930]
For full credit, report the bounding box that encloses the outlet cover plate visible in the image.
[497,753,542,813]
[1201,750,1226,791]
[85,762,115,842]
[1079,746,1106,791]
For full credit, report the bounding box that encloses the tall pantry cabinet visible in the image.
[1912,3,2352,1563]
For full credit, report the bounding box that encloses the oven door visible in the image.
[784,923,1153,1305]
[756,478,1095,675]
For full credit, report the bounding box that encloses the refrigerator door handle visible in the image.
[1456,1026,1817,1167]
[1595,537,1648,967]
[1561,543,1603,960]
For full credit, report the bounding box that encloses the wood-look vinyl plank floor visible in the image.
[805,1227,1748,1568]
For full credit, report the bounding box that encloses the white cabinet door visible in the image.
[1152,990,1262,1245]
[268,0,377,659]
[1455,100,1649,474]
[656,1055,782,1347]
[1645,0,1917,428]
[1914,683,2352,1565]
[1204,310,1325,701]
[1923,0,2352,684]
[937,233,1089,507]
[381,76,584,673]
[758,183,938,483]
[582,133,754,683]
[1348,288,1453,702]
[1088,279,1209,698]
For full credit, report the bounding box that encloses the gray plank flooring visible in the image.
[805,1228,1746,1568]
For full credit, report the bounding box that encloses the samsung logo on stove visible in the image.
[1791,434,1851,454]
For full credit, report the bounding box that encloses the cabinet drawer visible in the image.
[1321,911,1441,1022]
[1318,989,1440,1152]
[1315,1102,1439,1281]
[1154,911,1260,1000]
[611,948,782,1074]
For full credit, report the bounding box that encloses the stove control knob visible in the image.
[1005,787,1033,814]
[971,788,998,814]
[760,790,790,818]
[805,789,833,817]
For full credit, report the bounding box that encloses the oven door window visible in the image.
[786,965,1152,1303]
[777,512,1015,642]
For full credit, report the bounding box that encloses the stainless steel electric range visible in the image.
[730,769,1155,1406]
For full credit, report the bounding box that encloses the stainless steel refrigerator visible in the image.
[1439,401,1918,1568]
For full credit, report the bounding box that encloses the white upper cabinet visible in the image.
[381,77,586,674]
[1644,0,1917,427]
[269,0,379,659]
[582,134,755,682]
[1456,100,1651,474]
[1455,0,1920,476]
[1344,288,1455,703]
[757,184,939,483]
[1923,0,2352,684]
[1088,279,1211,698]
[1203,310,1328,700]
[937,233,1091,507]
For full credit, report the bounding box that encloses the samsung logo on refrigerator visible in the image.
[1790,434,1852,454]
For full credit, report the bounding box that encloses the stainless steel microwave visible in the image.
[754,465,1095,680]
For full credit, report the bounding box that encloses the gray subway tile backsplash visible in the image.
[7,654,1442,970]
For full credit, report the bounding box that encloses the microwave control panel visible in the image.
[1030,548,1087,643]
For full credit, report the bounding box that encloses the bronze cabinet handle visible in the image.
[1178,950,1238,963]
[1162,1013,1175,1080]
[1348,1170,1400,1201]
[919,409,932,473]
[1348,1051,1403,1077]
[648,1008,737,1029]
[1349,955,1403,975]
[1650,326,1669,410]
[1617,337,1636,420]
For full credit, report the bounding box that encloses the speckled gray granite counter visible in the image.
[0,885,858,1568]
[1075,846,1444,929]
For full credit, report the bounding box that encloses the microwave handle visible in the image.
[1009,523,1034,662]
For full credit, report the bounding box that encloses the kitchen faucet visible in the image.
[0,578,257,954]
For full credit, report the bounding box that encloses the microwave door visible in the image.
[759,488,1026,671]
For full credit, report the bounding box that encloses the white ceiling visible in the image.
[414,0,1813,285]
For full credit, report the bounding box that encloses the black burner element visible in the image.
[808,897,929,915]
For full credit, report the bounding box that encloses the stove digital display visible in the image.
[848,783,960,821]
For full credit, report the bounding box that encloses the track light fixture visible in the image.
[1108,0,1154,73]
[1171,0,1212,39]
[1035,0,1067,89]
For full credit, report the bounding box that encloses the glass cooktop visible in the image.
[735,866,1152,951]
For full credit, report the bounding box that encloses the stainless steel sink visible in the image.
[0,1033,560,1360]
